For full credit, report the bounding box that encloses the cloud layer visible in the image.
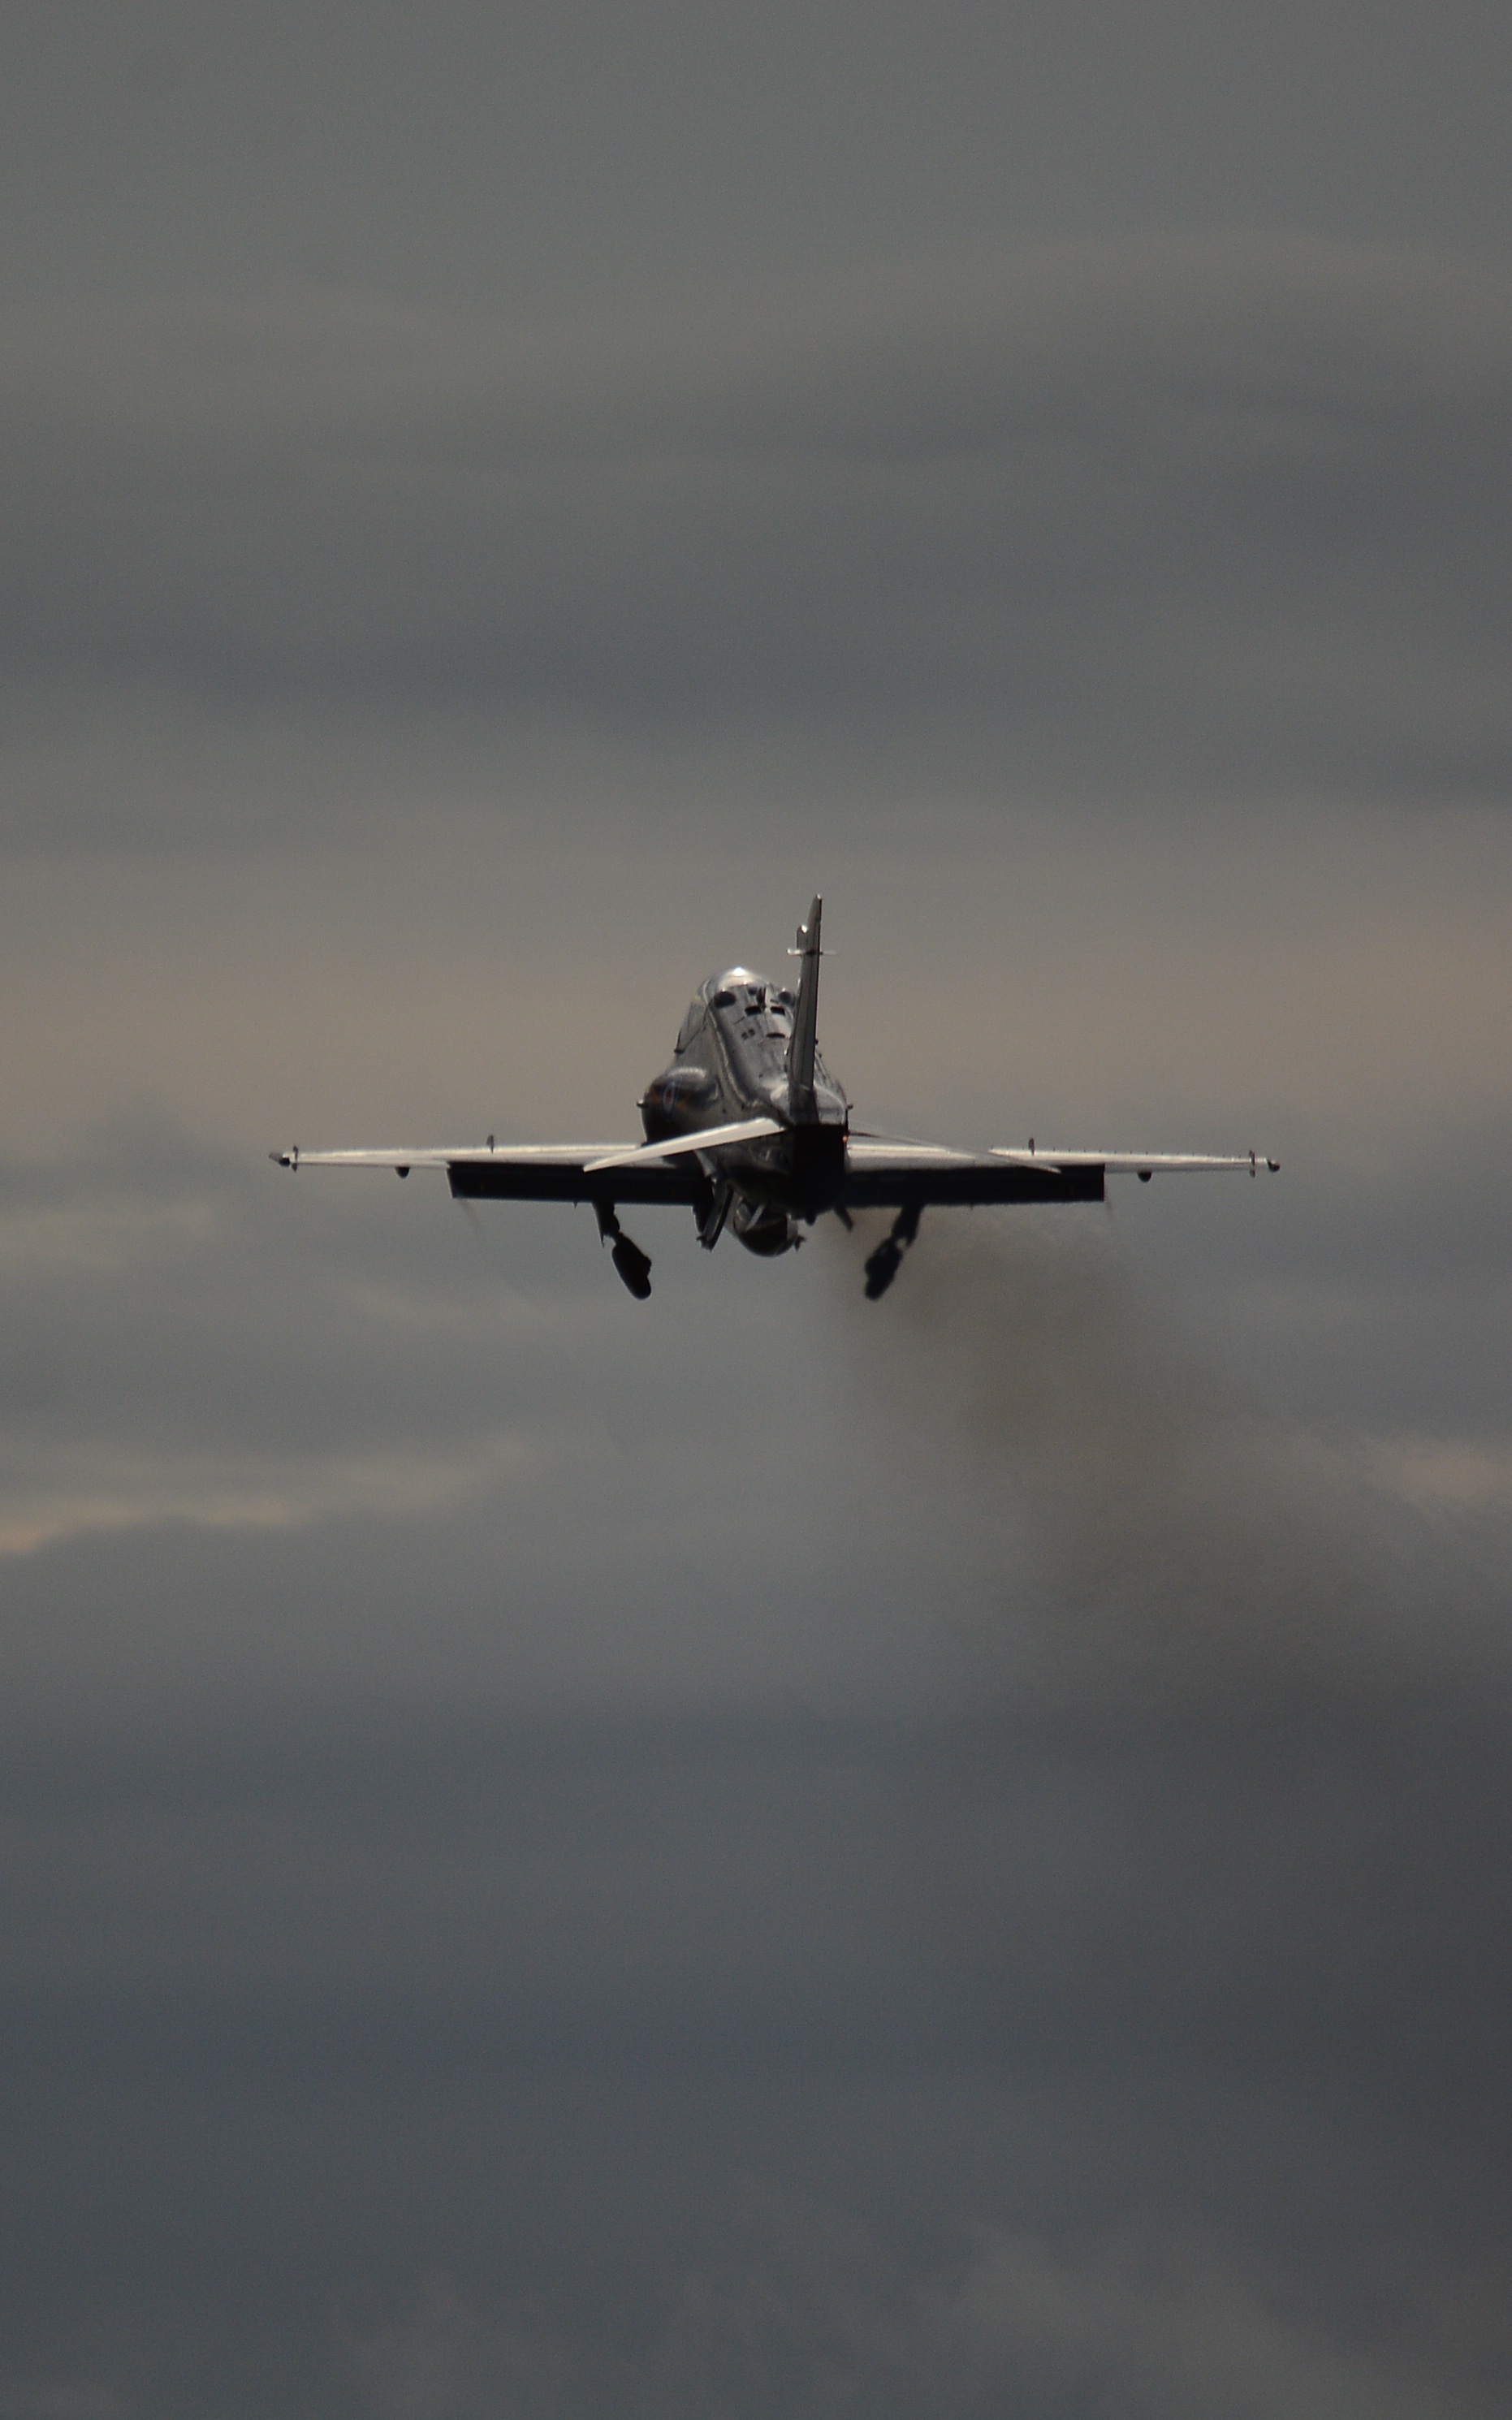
[2,19,1510,2401]
[6,237,1510,804]
[0,1131,1509,2414]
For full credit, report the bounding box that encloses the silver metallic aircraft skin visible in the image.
[271,897,1278,1299]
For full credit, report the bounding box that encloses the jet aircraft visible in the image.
[271,897,1277,1299]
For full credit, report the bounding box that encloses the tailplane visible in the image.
[787,895,823,1121]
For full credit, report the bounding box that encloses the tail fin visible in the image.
[787,894,823,1121]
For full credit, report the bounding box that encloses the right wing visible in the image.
[840,1135,1278,1208]
[991,1147,1280,1176]
[841,1136,1105,1207]
[269,1144,705,1206]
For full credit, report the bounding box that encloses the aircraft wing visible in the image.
[840,1136,1277,1208]
[991,1147,1280,1176]
[271,1133,1277,1213]
[841,1136,1104,1207]
[268,1144,705,1206]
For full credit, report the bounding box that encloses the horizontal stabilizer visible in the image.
[584,1118,783,1175]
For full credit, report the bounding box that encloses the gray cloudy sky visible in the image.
[2,6,1511,2415]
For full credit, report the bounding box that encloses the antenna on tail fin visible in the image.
[787,894,823,1123]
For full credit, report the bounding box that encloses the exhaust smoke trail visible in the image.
[823,1208,1493,1735]
[820,1206,1512,2263]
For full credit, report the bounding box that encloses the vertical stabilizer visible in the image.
[788,894,823,1121]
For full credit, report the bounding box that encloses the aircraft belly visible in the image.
[706,1121,846,1217]
[714,1154,791,1211]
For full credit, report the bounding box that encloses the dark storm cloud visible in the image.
[2,1127,1510,2411]
[0,1124,943,1718]
[1,1119,1503,1706]
[5,237,1510,806]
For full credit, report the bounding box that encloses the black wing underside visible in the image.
[446,1159,704,1207]
[839,1142,1104,1208]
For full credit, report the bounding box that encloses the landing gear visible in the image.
[594,1200,652,1300]
[693,1174,733,1252]
[863,1204,921,1301]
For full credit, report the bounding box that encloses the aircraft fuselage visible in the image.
[641,966,849,1252]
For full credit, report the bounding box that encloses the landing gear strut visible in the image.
[595,1200,652,1299]
[693,1174,733,1252]
[863,1204,922,1301]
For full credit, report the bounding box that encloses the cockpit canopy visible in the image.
[675,968,798,1057]
[701,969,796,1015]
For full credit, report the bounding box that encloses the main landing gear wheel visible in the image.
[595,1201,653,1299]
[863,1204,922,1300]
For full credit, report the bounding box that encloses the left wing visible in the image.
[269,1144,705,1206]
